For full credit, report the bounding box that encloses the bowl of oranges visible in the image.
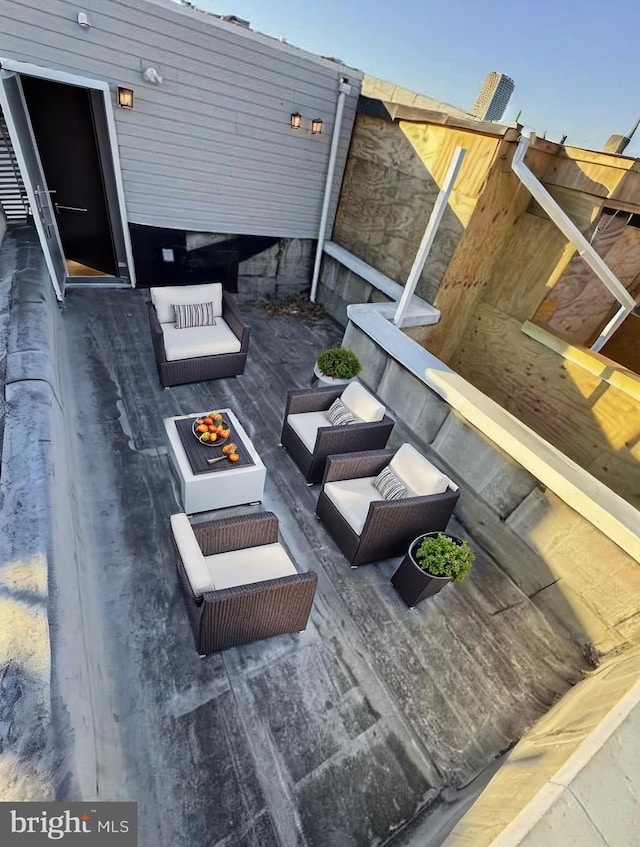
[192,412,231,445]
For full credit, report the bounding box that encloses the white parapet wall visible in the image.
[443,646,640,847]
[344,304,640,654]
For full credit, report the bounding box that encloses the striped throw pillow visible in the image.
[173,301,217,329]
[326,397,357,426]
[373,466,407,500]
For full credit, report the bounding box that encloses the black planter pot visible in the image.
[391,532,459,607]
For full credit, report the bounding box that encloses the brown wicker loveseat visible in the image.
[172,511,317,654]
[148,282,250,387]
[316,445,460,567]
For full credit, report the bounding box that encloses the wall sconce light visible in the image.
[117,87,134,109]
[77,12,91,29]
[311,118,323,135]
[290,112,302,130]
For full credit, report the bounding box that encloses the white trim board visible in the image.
[324,241,440,326]
[523,320,640,402]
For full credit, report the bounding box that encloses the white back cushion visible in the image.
[151,283,223,324]
[340,382,385,423]
[389,444,450,497]
[170,513,213,597]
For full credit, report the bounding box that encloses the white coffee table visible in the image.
[164,408,266,513]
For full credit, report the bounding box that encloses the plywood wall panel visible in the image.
[600,314,640,375]
[608,167,640,207]
[346,115,433,177]
[333,116,499,302]
[334,154,443,283]
[481,213,569,322]
[543,148,629,196]
[400,123,500,198]
[450,303,640,504]
[539,217,640,343]
[526,185,602,234]
[426,140,586,361]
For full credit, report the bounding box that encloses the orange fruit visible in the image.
[212,413,223,422]
[196,424,208,434]
[228,453,240,462]
[209,433,218,442]
[203,417,213,426]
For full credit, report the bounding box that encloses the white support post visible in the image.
[591,302,634,352]
[393,146,466,327]
[310,79,350,303]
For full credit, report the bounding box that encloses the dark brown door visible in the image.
[20,75,118,275]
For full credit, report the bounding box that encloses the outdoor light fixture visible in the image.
[117,87,134,109]
[311,118,323,135]
[77,12,91,29]
[290,112,301,129]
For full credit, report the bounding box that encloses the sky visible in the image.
[194,0,640,157]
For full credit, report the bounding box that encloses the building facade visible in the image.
[0,0,362,296]
[470,71,514,121]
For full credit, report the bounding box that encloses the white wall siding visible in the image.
[0,0,361,237]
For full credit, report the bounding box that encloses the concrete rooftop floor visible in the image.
[1,227,587,846]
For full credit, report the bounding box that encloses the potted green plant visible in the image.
[313,347,361,387]
[391,531,474,607]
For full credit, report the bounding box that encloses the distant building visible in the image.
[471,72,515,121]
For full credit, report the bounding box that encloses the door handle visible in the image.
[33,186,55,216]
[55,203,88,213]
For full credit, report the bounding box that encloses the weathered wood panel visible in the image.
[0,0,360,236]
[450,302,640,505]
[607,163,640,207]
[426,141,557,360]
[600,313,640,375]
[480,213,569,322]
[526,185,602,234]
[543,147,630,196]
[536,216,640,343]
[333,116,497,300]
[399,122,501,205]
[334,115,507,318]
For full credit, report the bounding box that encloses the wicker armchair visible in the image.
[280,383,394,484]
[172,511,317,654]
[148,284,250,387]
[315,447,460,567]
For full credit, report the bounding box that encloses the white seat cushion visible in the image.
[204,542,297,590]
[390,443,451,497]
[170,513,213,598]
[287,411,331,453]
[161,317,241,361]
[151,283,223,324]
[323,476,379,535]
[341,382,385,423]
